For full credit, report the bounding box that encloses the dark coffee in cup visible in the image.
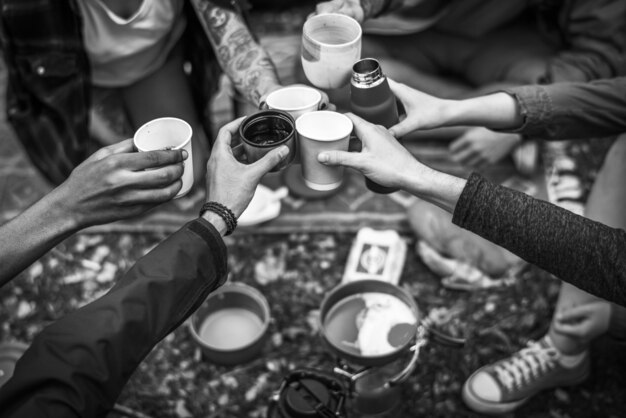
[239,110,296,172]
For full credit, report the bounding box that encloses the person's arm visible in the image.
[0,217,228,418]
[0,118,289,418]
[389,77,626,140]
[189,0,280,105]
[319,113,626,306]
[453,173,626,306]
[540,0,626,83]
[0,140,186,287]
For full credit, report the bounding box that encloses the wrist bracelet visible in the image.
[199,202,238,235]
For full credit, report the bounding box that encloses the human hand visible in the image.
[312,0,365,23]
[449,127,521,169]
[388,79,452,138]
[318,112,428,189]
[54,139,185,228]
[553,302,612,345]
[205,117,289,218]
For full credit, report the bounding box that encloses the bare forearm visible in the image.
[438,93,523,131]
[0,189,79,286]
[399,162,467,214]
[191,0,280,104]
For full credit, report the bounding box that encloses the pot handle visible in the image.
[421,317,466,348]
[387,323,429,387]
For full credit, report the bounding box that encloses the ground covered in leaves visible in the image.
[1,231,624,418]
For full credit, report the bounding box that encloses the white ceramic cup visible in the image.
[296,111,353,191]
[266,85,322,119]
[301,13,362,90]
[133,117,193,198]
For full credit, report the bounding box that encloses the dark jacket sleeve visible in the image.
[0,218,228,418]
[541,0,626,83]
[501,77,626,140]
[452,173,626,307]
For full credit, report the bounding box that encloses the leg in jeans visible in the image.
[121,45,210,188]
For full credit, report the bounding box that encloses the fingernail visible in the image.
[318,153,329,163]
[277,145,289,159]
[181,150,189,159]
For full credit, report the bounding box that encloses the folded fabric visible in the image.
[417,240,517,291]
[407,199,522,277]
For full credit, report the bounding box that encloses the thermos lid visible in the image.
[351,58,384,87]
[273,369,347,417]
[283,378,331,417]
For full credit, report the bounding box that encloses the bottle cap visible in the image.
[352,58,384,87]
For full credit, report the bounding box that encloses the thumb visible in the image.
[388,79,417,138]
[389,119,415,139]
[250,145,289,176]
[318,150,360,169]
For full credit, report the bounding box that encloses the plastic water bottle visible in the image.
[350,58,400,194]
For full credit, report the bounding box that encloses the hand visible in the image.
[205,117,289,218]
[318,112,428,189]
[53,139,185,228]
[313,0,365,22]
[388,79,452,138]
[553,302,612,345]
[449,127,521,169]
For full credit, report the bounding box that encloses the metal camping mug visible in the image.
[236,110,297,172]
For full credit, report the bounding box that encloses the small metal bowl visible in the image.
[189,283,271,366]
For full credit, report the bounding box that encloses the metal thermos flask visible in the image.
[350,58,400,194]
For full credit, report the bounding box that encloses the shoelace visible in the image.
[494,341,559,391]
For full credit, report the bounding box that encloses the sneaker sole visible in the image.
[461,367,591,415]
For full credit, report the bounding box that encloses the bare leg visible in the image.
[548,134,626,354]
[121,46,210,187]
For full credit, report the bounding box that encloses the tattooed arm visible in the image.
[190,0,281,105]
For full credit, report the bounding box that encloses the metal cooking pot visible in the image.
[319,280,465,415]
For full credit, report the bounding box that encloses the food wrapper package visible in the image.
[342,228,407,285]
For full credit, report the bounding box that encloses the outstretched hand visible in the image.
[205,117,289,218]
[318,112,427,189]
[388,79,452,138]
[55,139,186,228]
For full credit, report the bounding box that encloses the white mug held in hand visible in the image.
[301,13,362,90]
[134,117,194,198]
[265,86,322,119]
[296,111,353,191]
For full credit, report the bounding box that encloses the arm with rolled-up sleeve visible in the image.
[501,77,626,140]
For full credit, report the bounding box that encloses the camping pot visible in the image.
[318,280,465,416]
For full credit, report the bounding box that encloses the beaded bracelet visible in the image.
[199,201,238,235]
